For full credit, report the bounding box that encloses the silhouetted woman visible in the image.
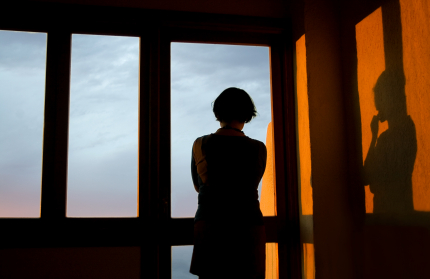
[190,88,267,279]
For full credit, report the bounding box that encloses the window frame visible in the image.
[0,2,301,279]
[159,26,298,278]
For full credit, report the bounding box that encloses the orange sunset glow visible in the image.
[261,121,277,217]
[295,34,315,279]
[261,121,278,279]
[357,0,430,214]
[399,0,430,212]
[356,7,387,213]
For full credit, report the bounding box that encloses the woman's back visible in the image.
[189,87,267,279]
[192,133,266,224]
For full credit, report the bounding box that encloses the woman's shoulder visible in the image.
[242,137,267,158]
[193,134,212,142]
[246,137,266,148]
[192,134,212,149]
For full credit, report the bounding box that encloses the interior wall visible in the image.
[302,0,356,278]
[299,0,430,278]
[340,0,430,278]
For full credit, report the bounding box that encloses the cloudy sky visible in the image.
[171,42,271,218]
[0,31,47,218]
[0,30,271,278]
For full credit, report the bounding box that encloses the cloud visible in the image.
[0,31,47,71]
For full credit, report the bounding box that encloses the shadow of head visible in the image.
[373,70,406,122]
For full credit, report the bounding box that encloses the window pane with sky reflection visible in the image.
[171,43,273,218]
[172,246,196,279]
[67,34,139,217]
[0,30,46,217]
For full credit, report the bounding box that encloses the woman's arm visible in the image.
[257,142,268,180]
[191,149,200,193]
[363,115,379,186]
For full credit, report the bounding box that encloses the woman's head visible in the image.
[373,70,407,122]
[212,87,257,123]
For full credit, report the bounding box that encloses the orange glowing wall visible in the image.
[349,0,430,278]
[356,1,430,213]
[261,121,277,217]
[264,242,279,279]
[295,34,315,279]
[261,121,278,279]
[356,7,388,213]
[399,0,430,211]
[296,35,313,217]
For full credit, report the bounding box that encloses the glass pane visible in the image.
[172,246,197,279]
[67,34,139,217]
[171,43,275,218]
[0,30,47,217]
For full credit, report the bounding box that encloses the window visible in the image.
[170,42,279,278]
[67,34,139,217]
[0,30,47,217]
[163,27,296,279]
[0,6,299,279]
[170,42,273,218]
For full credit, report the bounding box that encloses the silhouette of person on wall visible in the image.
[363,70,417,215]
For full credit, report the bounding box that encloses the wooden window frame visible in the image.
[0,2,301,279]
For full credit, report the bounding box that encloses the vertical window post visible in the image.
[40,31,71,219]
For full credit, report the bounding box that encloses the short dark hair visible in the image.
[212,87,257,123]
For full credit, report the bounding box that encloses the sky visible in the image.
[171,42,271,218]
[0,31,46,217]
[0,30,271,278]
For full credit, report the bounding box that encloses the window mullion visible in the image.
[158,27,173,279]
[271,36,302,279]
[40,30,72,219]
[138,36,151,219]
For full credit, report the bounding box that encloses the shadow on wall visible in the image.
[356,0,430,278]
[362,70,416,216]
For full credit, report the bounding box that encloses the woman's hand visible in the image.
[371,114,379,140]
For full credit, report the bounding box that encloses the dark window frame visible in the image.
[0,2,301,279]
